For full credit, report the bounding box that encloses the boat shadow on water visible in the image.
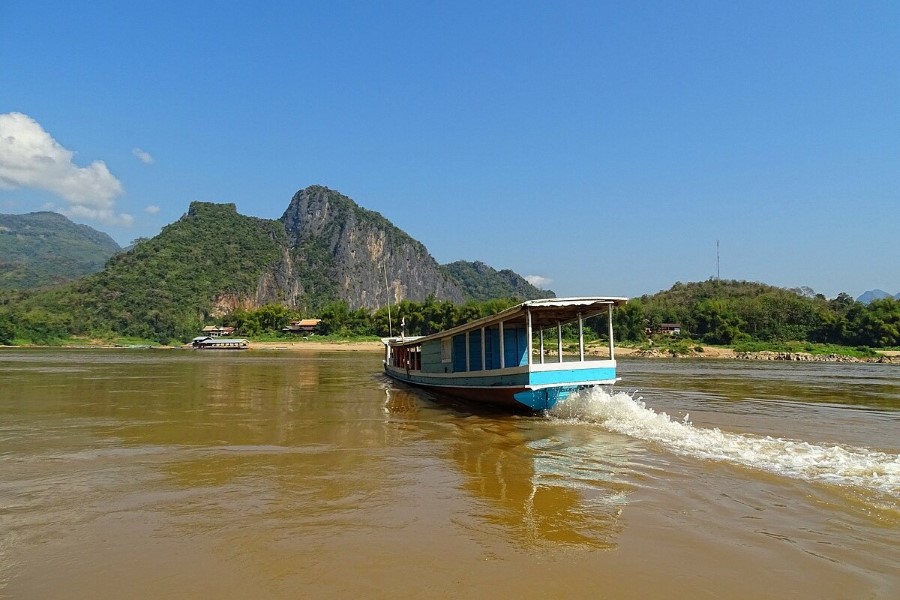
[381,379,633,550]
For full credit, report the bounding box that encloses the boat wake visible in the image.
[548,388,900,499]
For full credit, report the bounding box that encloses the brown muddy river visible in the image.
[0,348,897,599]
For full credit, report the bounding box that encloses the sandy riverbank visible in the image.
[8,340,896,362]
[246,341,898,362]
[248,340,741,356]
[247,340,709,355]
[247,341,898,363]
[249,340,384,352]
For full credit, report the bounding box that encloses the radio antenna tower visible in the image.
[716,240,720,280]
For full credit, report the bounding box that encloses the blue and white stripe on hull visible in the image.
[383,361,618,411]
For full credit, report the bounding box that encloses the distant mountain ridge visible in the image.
[857,289,899,304]
[0,211,121,290]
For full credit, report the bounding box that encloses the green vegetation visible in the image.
[602,280,899,350]
[729,340,880,359]
[3,277,898,352]
[2,279,898,356]
[441,261,550,301]
[225,296,521,339]
[1,203,896,357]
[0,212,121,290]
[0,201,554,346]
[226,304,294,336]
[0,202,286,345]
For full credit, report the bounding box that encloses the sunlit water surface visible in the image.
[0,349,897,599]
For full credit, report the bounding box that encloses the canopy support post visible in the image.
[525,309,532,367]
[608,303,615,360]
[465,330,471,372]
[539,329,545,364]
[557,321,563,363]
[578,312,584,361]
[481,326,486,371]
[499,321,505,369]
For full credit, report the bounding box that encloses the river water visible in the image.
[0,349,897,599]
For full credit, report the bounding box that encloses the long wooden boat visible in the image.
[191,336,249,350]
[382,297,627,411]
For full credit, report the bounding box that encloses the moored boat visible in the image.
[382,296,627,411]
[191,336,249,350]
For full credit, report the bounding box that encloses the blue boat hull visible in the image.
[383,363,615,411]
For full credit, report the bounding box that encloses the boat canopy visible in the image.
[387,297,627,348]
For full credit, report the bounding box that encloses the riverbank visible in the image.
[248,341,748,359]
[249,340,383,352]
[249,340,897,364]
[4,339,897,363]
[610,345,898,363]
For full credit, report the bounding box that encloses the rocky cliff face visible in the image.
[280,186,466,310]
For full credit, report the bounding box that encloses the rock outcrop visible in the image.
[735,351,864,363]
[280,186,467,309]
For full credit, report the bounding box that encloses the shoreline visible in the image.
[248,341,900,363]
[249,340,383,352]
[3,340,897,363]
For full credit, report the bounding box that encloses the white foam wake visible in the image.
[548,388,900,498]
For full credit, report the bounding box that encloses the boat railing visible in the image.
[384,299,621,375]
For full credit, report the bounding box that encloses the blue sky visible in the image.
[2,1,897,299]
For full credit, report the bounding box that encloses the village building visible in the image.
[201,325,235,337]
[282,319,322,334]
[657,323,682,336]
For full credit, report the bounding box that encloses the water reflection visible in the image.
[383,385,631,549]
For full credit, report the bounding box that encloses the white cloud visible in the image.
[132,147,154,164]
[0,112,130,226]
[64,204,134,227]
[144,204,160,214]
[525,275,553,289]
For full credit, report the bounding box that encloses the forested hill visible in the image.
[0,186,550,343]
[441,260,552,301]
[613,279,898,348]
[0,212,121,290]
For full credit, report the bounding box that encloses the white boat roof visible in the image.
[386,296,627,347]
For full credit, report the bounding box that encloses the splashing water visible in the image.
[548,388,900,498]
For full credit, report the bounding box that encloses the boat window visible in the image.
[452,334,467,372]
[504,326,528,367]
[468,329,483,371]
[484,326,500,369]
[441,338,452,363]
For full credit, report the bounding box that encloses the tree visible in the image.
[612,299,646,342]
[319,301,352,335]
[694,299,744,344]
[846,298,899,347]
[0,312,15,345]
[255,304,292,333]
